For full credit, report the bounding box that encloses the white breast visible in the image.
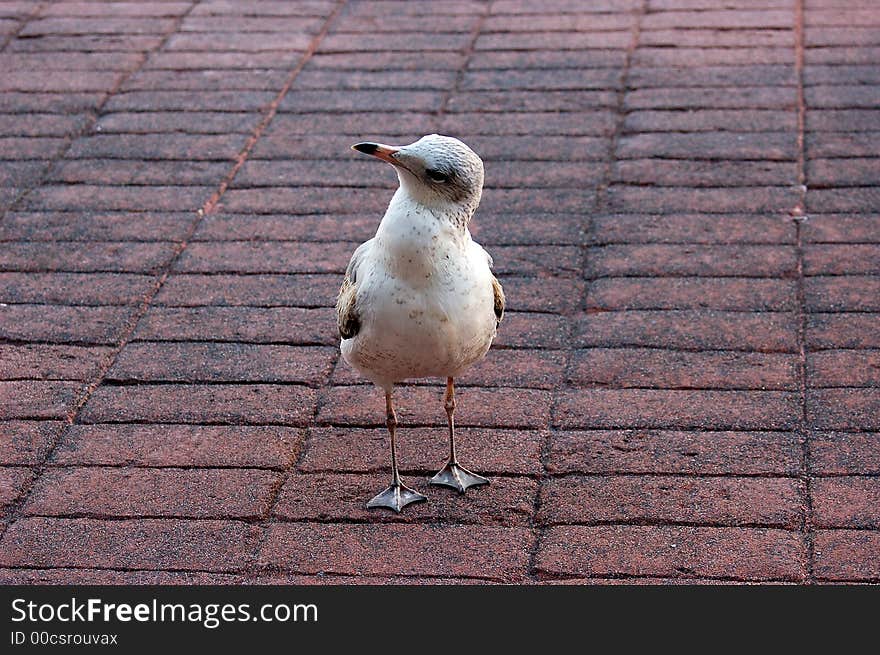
[340,191,497,390]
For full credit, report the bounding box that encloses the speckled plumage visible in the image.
[337,134,503,391]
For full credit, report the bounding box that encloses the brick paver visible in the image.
[1,0,878,584]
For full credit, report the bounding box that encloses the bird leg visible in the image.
[430,377,489,493]
[366,390,427,512]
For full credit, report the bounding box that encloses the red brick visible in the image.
[536,525,804,580]
[0,569,242,584]
[605,186,799,213]
[50,159,232,186]
[68,133,244,160]
[0,92,103,113]
[56,424,303,468]
[615,159,798,187]
[470,49,626,70]
[0,211,194,242]
[539,475,803,528]
[0,518,262,571]
[0,467,33,511]
[0,241,177,273]
[0,51,142,70]
[253,574,492,585]
[642,29,792,48]
[282,89,443,113]
[587,277,796,311]
[460,69,622,91]
[94,111,257,135]
[182,16,326,33]
[504,276,585,313]
[492,312,570,349]
[134,306,335,344]
[568,348,798,390]
[334,349,565,390]
[811,432,880,475]
[630,65,796,88]
[191,1,336,17]
[43,3,192,17]
[174,241,351,274]
[273,473,536,526]
[814,530,880,581]
[0,136,66,159]
[109,342,335,384]
[641,10,792,30]
[807,188,880,213]
[321,32,471,52]
[318,385,551,428]
[193,213,378,242]
[294,69,457,90]
[619,132,795,160]
[0,272,154,305]
[624,109,796,133]
[457,113,614,138]
[8,34,164,52]
[807,389,880,430]
[155,273,339,307]
[0,70,121,92]
[125,69,289,92]
[0,161,45,187]
[546,430,802,475]
[590,214,795,245]
[807,314,880,350]
[575,310,798,352]
[0,304,134,344]
[809,350,880,387]
[22,185,211,212]
[0,114,87,137]
[259,523,532,581]
[807,109,880,131]
[308,51,466,71]
[300,427,544,475]
[806,10,880,27]
[806,85,879,109]
[806,276,880,312]
[165,31,313,51]
[635,47,793,67]
[0,381,83,419]
[483,13,634,32]
[625,86,796,110]
[802,215,880,243]
[475,31,632,50]
[807,131,880,157]
[219,187,386,214]
[24,467,281,519]
[480,188,597,214]
[554,389,799,429]
[807,158,880,187]
[0,421,63,465]
[145,51,302,70]
[105,90,276,112]
[0,344,111,381]
[587,244,796,277]
[80,384,318,425]
[21,17,175,36]
[812,477,880,529]
[343,1,485,17]
[448,90,618,112]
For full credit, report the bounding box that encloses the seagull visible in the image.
[337,134,505,512]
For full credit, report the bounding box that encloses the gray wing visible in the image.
[336,239,372,339]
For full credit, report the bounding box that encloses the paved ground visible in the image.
[0,0,878,585]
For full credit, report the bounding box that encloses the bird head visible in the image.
[352,134,484,219]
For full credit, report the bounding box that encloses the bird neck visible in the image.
[375,190,471,282]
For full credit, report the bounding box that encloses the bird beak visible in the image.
[351,142,400,165]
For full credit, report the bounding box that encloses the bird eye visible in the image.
[426,169,449,183]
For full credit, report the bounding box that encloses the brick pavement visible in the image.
[0,0,878,584]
